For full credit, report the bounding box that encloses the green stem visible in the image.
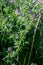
[27,13,41,65]
[23,51,28,65]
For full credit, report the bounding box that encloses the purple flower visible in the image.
[15,9,20,15]
[34,13,39,18]
[8,47,12,53]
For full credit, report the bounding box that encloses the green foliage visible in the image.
[0,0,43,65]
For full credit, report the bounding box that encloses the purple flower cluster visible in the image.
[8,47,12,53]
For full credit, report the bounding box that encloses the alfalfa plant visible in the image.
[0,0,43,65]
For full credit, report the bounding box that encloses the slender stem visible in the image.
[27,13,41,65]
[23,51,28,65]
